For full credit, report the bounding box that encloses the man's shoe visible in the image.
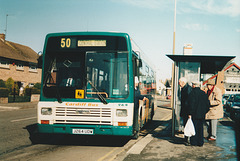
[208,136,216,141]
[184,142,191,146]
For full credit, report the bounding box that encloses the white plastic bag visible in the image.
[184,118,195,137]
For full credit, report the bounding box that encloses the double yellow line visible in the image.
[97,147,125,161]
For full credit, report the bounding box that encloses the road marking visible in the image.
[97,147,119,161]
[108,148,125,161]
[11,116,37,123]
[0,106,20,110]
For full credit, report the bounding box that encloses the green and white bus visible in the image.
[38,32,156,138]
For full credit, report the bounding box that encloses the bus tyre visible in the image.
[150,103,154,121]
[132,129,139,139]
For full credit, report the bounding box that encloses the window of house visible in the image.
[0,58,10,69]
[29,64,37,72]
[16,63,24,71]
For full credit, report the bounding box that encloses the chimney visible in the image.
[0,33,5,41]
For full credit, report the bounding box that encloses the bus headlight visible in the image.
[41,108,52,115]
[116,109,127,117]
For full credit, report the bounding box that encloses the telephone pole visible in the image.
[4,14,9,40]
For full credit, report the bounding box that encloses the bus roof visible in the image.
[45,31,130,38]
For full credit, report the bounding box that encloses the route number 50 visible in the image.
[61,38,71,48]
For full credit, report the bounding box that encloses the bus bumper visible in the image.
[37,124,133,136]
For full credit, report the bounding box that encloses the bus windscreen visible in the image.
[43,35,129,100]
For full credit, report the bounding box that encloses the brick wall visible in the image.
[0,64,42,87]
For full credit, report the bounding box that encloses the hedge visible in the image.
[0,88,10,97]
[8,95,31,103]
[0,79,6,87]
[25,87,40,96]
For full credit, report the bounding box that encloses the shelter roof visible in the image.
[166,55,235,74]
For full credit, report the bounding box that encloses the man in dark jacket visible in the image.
[179,77,192,127]
[179,77,192,145]
[188,81,210,146]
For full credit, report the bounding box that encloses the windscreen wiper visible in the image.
[87,79,108,104]
[43,59,62,103]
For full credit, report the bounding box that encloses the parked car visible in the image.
[225,94,240,121]
[225,94,234,112]
[222,94,229,106]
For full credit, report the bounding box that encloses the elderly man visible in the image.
[179,77,192,145]
[188,81,210,146]
[205,79,223,141]
[179,77,192,128]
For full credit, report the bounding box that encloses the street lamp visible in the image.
[171,0,177,137]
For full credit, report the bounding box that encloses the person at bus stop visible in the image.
[179,77,192,145]
[188,81,210,146]
[205,79,223,141]
[133,77,147,134]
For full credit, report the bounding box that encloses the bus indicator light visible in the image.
[41,120,49,124]
[118,122,127,126]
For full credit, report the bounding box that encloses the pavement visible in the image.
[0,101,38,110]
[117,99,238,161]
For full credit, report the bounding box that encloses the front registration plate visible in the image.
[72,129,94,135]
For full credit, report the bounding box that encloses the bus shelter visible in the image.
[166,55,235,135]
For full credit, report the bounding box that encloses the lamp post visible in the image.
[171,0,177,137]
[173,0,176,55]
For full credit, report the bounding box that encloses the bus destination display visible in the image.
[60,38,106,48]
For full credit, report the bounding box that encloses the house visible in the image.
[203,62,240,94]
[0,33,41,89]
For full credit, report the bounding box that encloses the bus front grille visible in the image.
[55,107,112,125]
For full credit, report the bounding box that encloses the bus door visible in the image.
[132,53,143,138]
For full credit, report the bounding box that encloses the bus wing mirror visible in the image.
[37,55,43,68]
[138,59,142,68]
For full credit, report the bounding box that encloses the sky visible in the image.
[1,0,240,81]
